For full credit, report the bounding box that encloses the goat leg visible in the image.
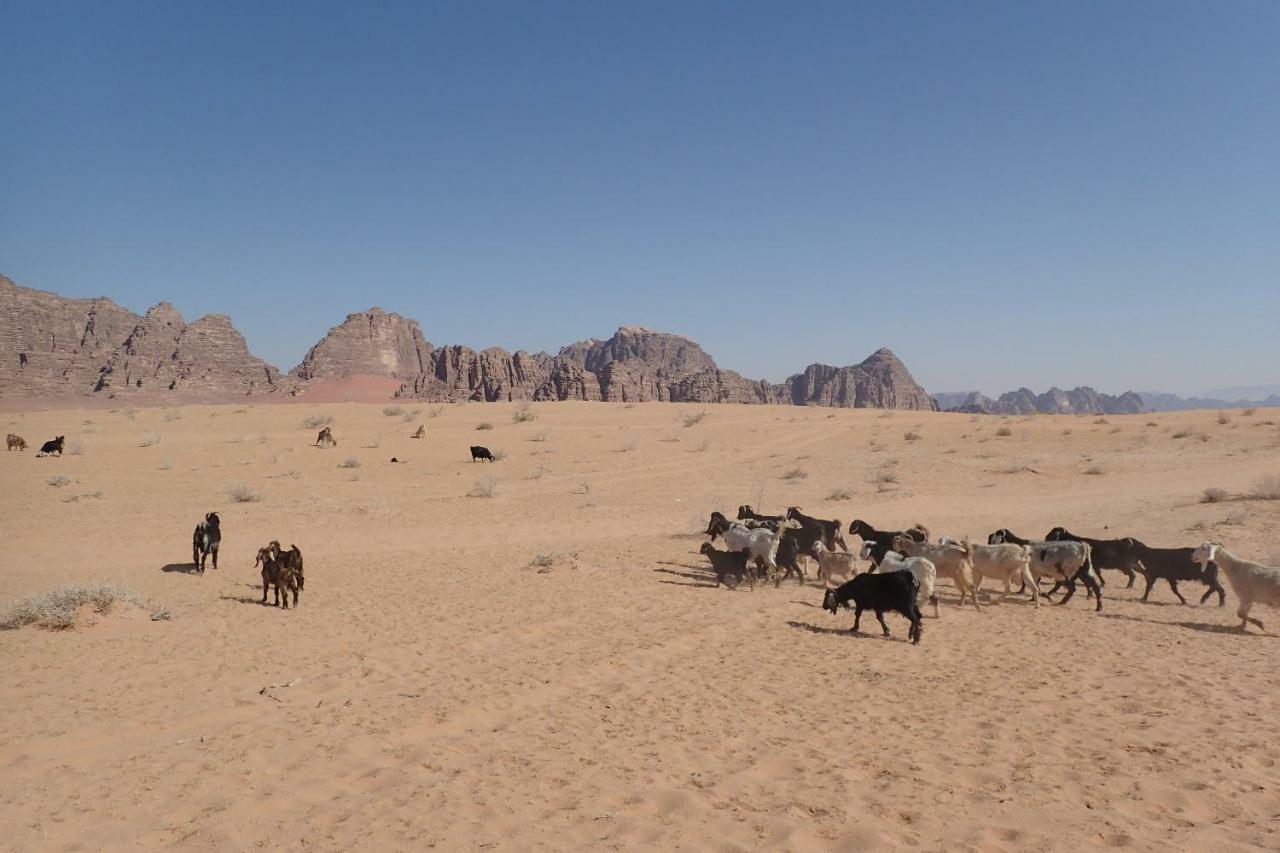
[1056,574,1077,606]
[1140,575,1157,603]
[1079,567,1103,612]
[851,605,863,635]
[1167,579,1188,606]
[874,610,891,638]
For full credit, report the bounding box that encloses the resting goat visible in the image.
[873,550,939,618]
[191,512,221,572]
[989,529,1102,611]
[1193,542,1280,633]
[699,542,750,589]
[892,535,980,611]
[1132,540,1225,606]
[1044,527,1141,588]
[822,572,923,644]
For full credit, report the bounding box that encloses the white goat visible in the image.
[892,535,980,611]
[1193,542,1280,632]
[811,540,863,586]
[965,540,1037,607]
[874,551,940,618]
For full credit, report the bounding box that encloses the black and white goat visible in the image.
[192,512,221,572]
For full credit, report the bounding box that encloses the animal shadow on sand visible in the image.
[786,619,907,640]
[653,567,720,589]
[161,562,202,575]
[1098,612,1274,638]
[219,593,281,607]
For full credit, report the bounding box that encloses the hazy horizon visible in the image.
[3,2,1277,395]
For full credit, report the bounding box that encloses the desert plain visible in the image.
[1,400,1278,852]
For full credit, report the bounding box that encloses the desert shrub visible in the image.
[682,410,709,427]
[995,426,1013,437]
[527,465,548,480]
[528,429,549,442]
[781,468,807,480]
[826,488,853,501]
[383,405,404,417]
[138,433,162,447]
[163,409,182,422]
[402,412,416,423]
[1251,474,1280,500]
[476,422,494,431]
[228,482,263,503]
[468,476,500,498]
[1110,425,1122,433]
[1172,429,1193,439]
[512,404,536,424]
[339,457,361,469]
[1,583,150,631]
[659,429,680,443]
[47,475,76,488]
[1146,421,1159,427]
[158,457,175,471]
[692,437,711,453]
[1201,487,1229,504]
[1083,465,1105,476]
[618,433,640,452]
[1242,407,1257,416]
[124,407,137,421]
[573,480,592,495]
[903,430,922,442]
[64,439,85,456]
[303,414,334,429]
[1217,411,1231,425]
[367,434,383,449]
[492,448,508,461]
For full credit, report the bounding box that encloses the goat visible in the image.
[891,535,980,611]
[36,436,65,457]
[256,540,303,607]
[6,434,26,451]
[706,517,788,588]
[411,425,425,438]
[989,529,1102,611]
[470,445,495,462]
[822,572,923,644]
[1193,542,1280,632]
[848,520,928,567]
[1132,540,1225,606]
[963,540,1037,607]
[786,507,849,552]
[1044,527,1141,588]
[315,426,337,448]
[737,505,785,524]
[268,540,305,592]
[873,550,939,618]
[810,540,863,586]
[700,542,749,588]
[191,512,221,572]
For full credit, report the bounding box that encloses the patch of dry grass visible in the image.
[1,583,151,631]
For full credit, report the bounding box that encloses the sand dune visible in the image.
[1,401,1278,851]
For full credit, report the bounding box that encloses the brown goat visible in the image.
[254,544,301,609]
[6,434,26,451]
[315,427,337,448]
[411,425,425,439]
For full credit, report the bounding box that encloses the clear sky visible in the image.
[2,1,1277,395]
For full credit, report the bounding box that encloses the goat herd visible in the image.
[190,512,306,609]
[702,506,1280,644]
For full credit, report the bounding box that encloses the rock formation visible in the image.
[937,386,1146,415]
[292,308,433,382]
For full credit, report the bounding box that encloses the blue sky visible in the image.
[2,1,1277,394]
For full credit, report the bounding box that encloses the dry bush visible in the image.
[158,457,175,471]
[682,410,709,427]
[1083,465,1105,476]
[1242,407,1257,416]
[1,583,151,631]
[1217,411,1231,425]
[1201,487,1229,504]
[228,482,263,503]
[1172,429,1193,439]
[427,406,444,418]
[1094,417,1109,425]
[163,409,182,422]
[692,437,711,453]
[874,470,898,485]
[65,439,86,456]
[476,422,494,431]
[528,429,549,442]
[401,412,416,423]
[366,434,383,449]
[618,433,640,452]
[1146,421,1159,427]
[826,488,853,501]
[47,475,76,488]
[512,404,536,424]
[339,457,361,469]
[781,468,807,480]
[574,480,592,495]
[468,476,501,498]
[302,414,333,429]
[492,448,508,461]
[527,465,548,481]
[138,433,162,447]
[1251,474,1280,500]
[995,426,1013,437]
[903,430,922,442]
[1110,425,1122,433]
[383,405,405,417]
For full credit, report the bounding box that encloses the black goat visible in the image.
[192,512,221,572]
[699,542,749,588]
[36,435,65,457]
[848,520,928,567]
[786,507,849,552]
[1044,527,1141,588]
[1131,541,1225,606]
[822,571,923,644]
[470,445,495,462]
[737,505,784,523]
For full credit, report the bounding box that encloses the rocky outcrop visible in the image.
[781,349,937,410]
[941,386,1147,415]
[1,275,282,398]
[292,308,432,382]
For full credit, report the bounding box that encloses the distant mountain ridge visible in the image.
[1,274,936,410]
[933,387,1280,414]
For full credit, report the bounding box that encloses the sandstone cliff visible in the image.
[940,386,1146,415]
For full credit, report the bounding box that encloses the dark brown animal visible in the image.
[255,544,302,609]
[6,434,26,451]
[411,425,425,438]
[36,436,65,456]
[315,427,336,448]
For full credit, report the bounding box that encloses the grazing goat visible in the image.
[810,540,863,586]
[411,425,425,438]
[873,550,939,618]
[1045,527,1141,587]
[191,512,221,572]
[36,436,65,457]
[700,542,749,588]
[989,529,1102,611]
[822,572,923,644]
[892,535,980,611]
[737,505,785,524]
[849,520,928,567]
[6,434,25,451]
[1193,542,1280,632]
[964,540,1037,607]
[1132,540,1225,606]
[470,445,495,462]
[786,507,850,552]
[255,543,302,609]
[315,427,337,448]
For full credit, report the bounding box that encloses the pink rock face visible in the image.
[292,308,434,382]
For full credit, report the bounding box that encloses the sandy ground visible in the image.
[1,401,1278,852]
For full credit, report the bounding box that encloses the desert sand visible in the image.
[1,400,1277,851]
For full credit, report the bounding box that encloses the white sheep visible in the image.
[1193,542,1280,632]
[874,551,940,618]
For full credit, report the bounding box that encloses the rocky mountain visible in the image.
[1139,391,1280,412]
[0,275,284,398]
[935,386,1146,415]
[1,275,936,409]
